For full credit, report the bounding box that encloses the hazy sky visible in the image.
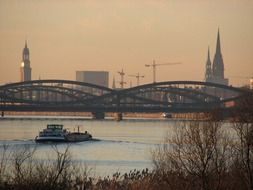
[0,0,253,87]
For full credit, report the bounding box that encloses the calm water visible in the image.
[0,116,175,176]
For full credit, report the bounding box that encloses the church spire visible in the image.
[207,46,211,61]
[203,28,228,85]
[22,40,30,61]
[205,46,212,82]
[216,28,221,55]
[212,28,226,83]
[20,40,32,82]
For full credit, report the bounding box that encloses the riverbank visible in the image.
[2,111,214,120]
[2,111,161,118]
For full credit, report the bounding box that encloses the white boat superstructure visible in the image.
[35,124,92,143]
[35,124,68,142]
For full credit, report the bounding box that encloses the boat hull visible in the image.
[35,134,92,143]
[65,133,92,142]
[35,136,66,142]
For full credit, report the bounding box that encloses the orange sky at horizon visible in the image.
[0,0,253,87]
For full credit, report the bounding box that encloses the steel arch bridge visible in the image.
[0,80,249,114]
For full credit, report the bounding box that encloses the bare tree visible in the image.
[233,92,253,190]
[0,144,11,184]
[49,144,73,189]
[153,114,233,190]
[11,144,37,186]
[0,143,96,190]
[31,144,74,189]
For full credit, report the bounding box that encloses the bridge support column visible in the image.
[92,112,105,120]
[114,112,123,121]
[1,111,4,117]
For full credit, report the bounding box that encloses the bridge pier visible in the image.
[114,112,123,121]
[92,112,105,120]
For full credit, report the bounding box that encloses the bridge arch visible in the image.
[115,81,248,107]
[0,80,113,105]
[0,80,249,113]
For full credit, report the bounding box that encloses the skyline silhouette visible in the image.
[0,0,253,87]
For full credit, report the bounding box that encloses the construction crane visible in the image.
[145,59,181,83]
[128,73,145,86]
[118,69,126,89]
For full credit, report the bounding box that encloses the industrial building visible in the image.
[76,71,109,88]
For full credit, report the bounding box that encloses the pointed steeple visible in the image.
[22,40,30,61]
[205,46,212,82]
[215,28,221,54]
[212,28,228,85]
[20,40,32,82]
[213,28,224,78]
[207,46,211,62]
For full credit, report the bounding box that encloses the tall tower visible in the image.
[205,47,212,82]
[212,29,228,85]
[212,29,224,79]
[20,41,32,82]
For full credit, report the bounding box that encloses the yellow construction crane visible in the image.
[145,59,181,83]
[128,73,145,86]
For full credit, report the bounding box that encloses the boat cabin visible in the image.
[46,124,63,130]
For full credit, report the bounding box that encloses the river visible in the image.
[0,116,176,176]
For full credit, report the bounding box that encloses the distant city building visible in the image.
[204,29,229,85]
[20,41,32,82]
[250,77,253,90]
[76,71,109,87]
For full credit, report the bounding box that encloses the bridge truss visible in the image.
[0,80,249,113]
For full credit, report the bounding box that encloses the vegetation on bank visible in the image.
[0,94,252,190]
